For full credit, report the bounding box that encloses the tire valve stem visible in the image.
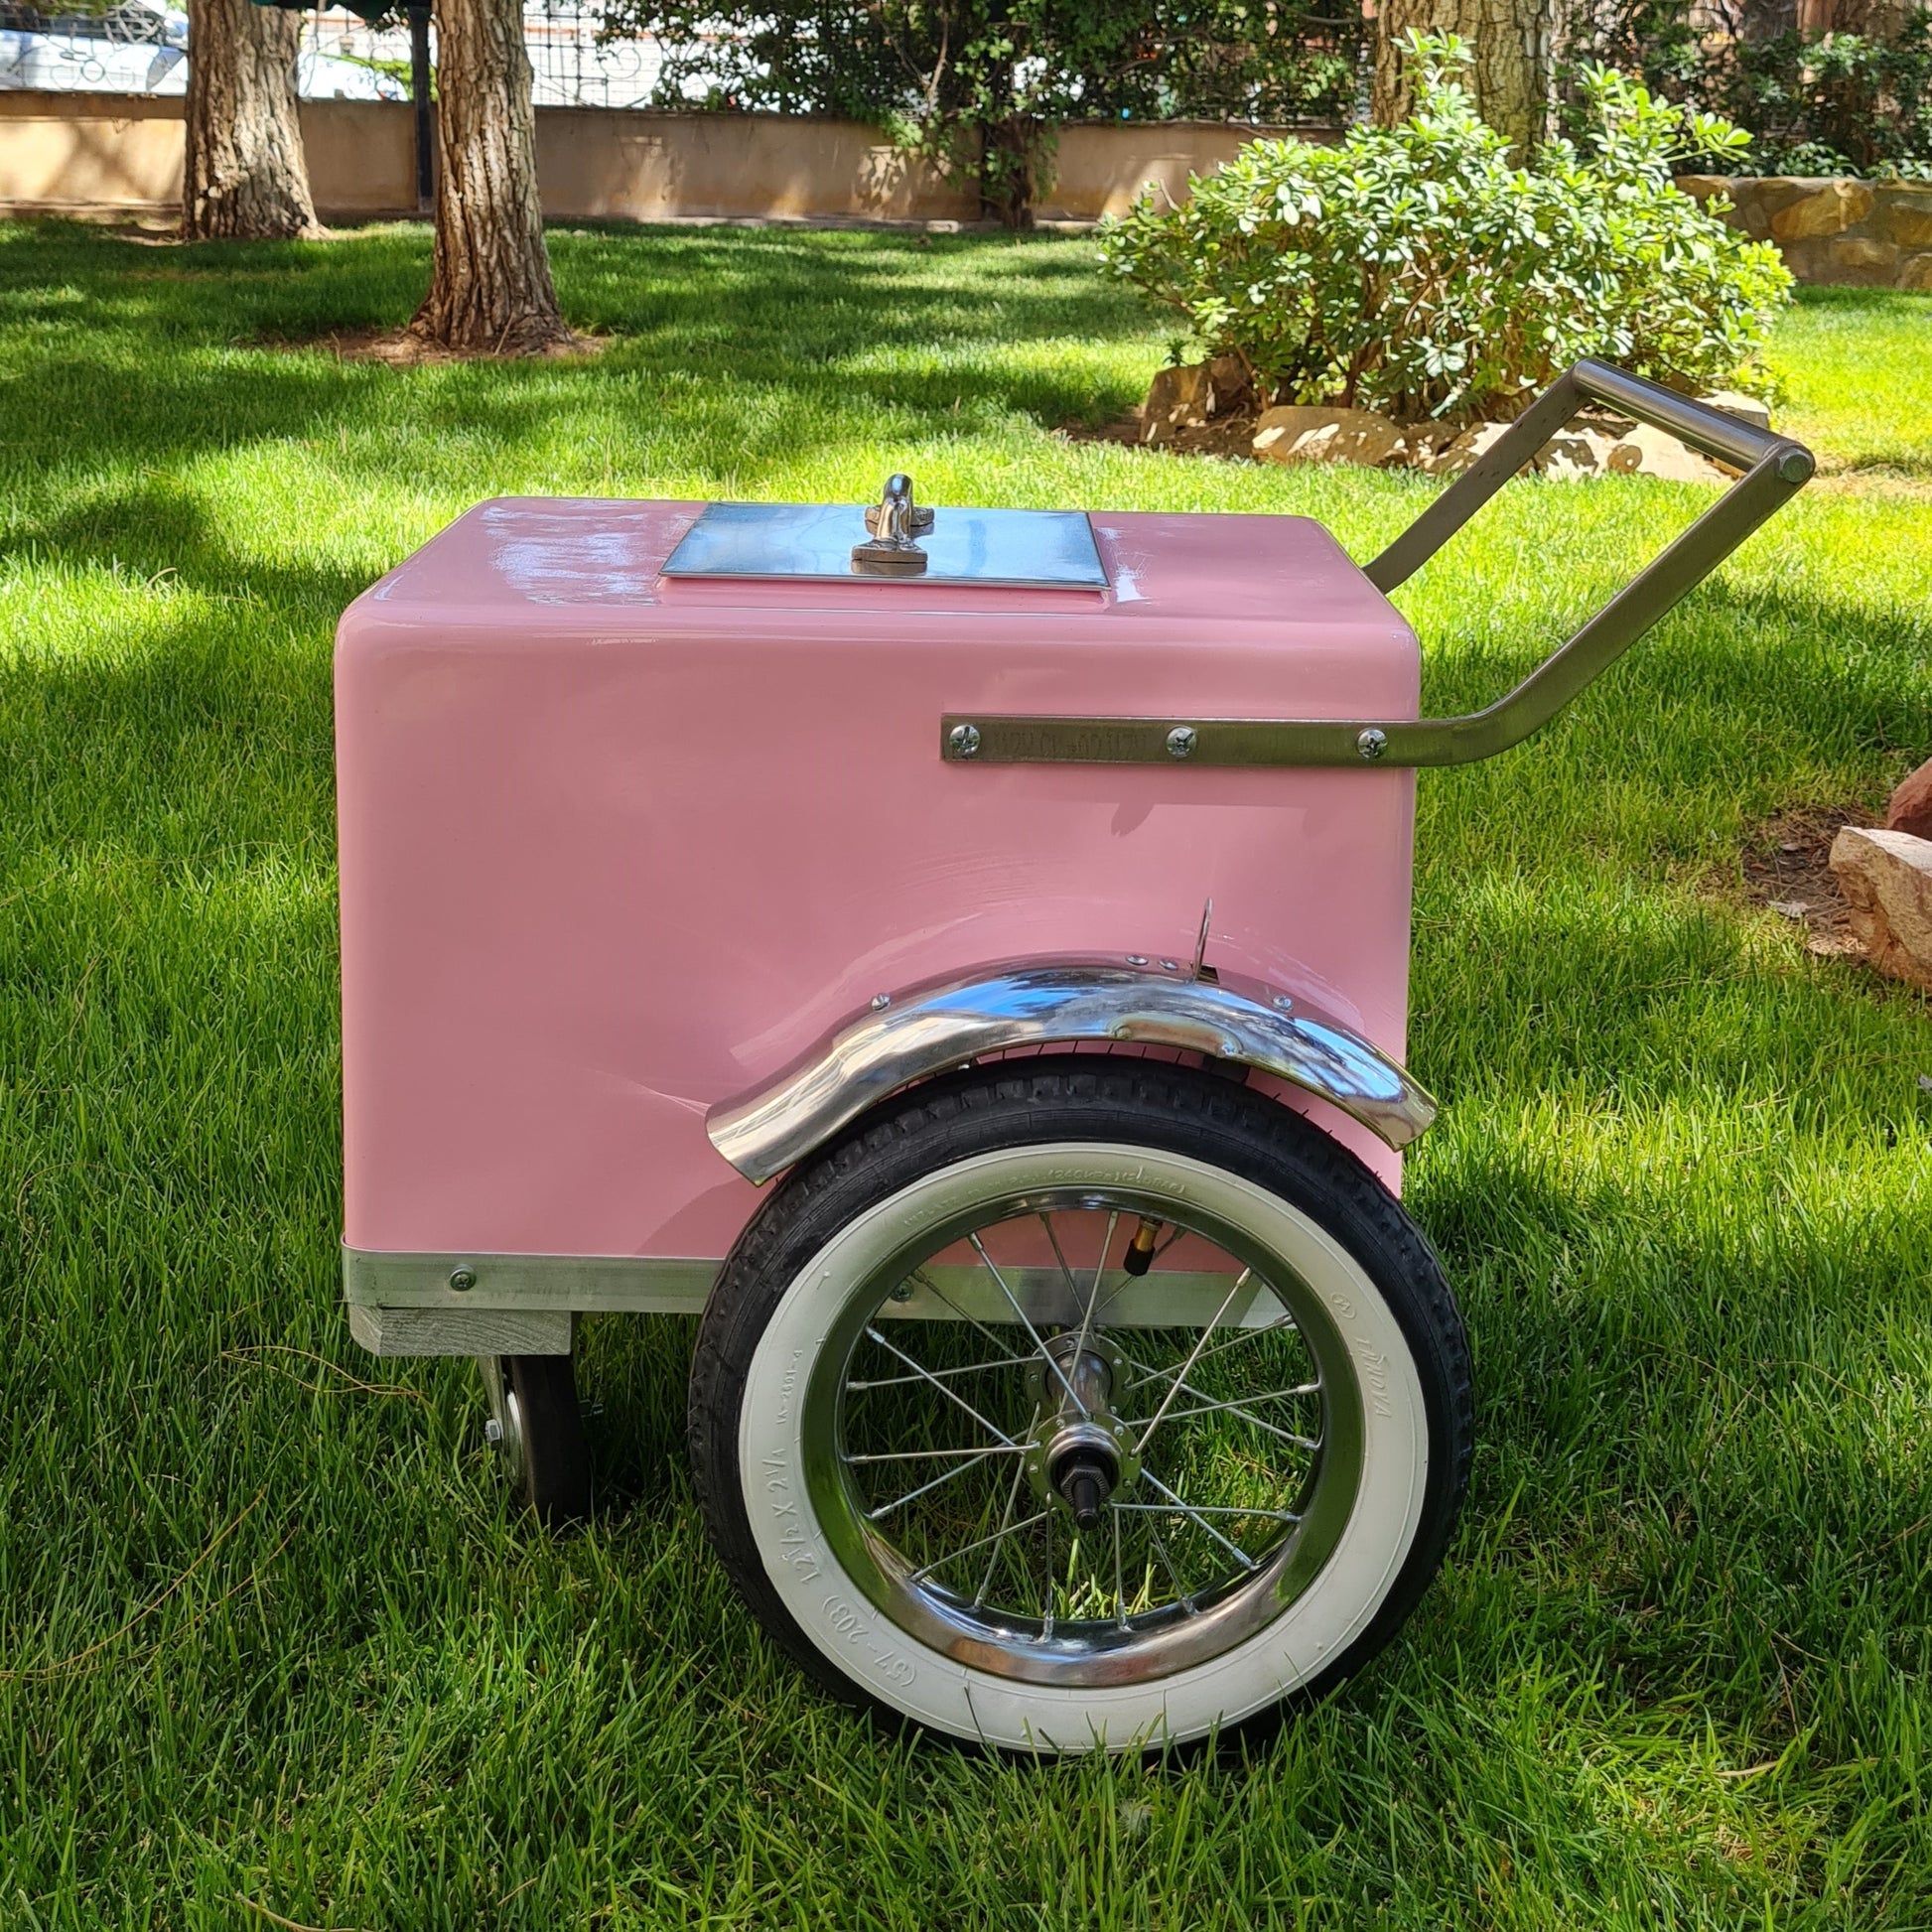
[1122,1217,1162,1278]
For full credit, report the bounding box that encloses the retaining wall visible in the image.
[1678,174,1932,291]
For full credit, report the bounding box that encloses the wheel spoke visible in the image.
[1117,1387,1320,1439]
[973,1445,1034,1608]
[846,1358,1018,1393]
[904,1269,1030,1365]
[1121,1313,1303,1391]
[1111,1501,1302,1524]
[1131,1271,1251,1460]
[1146,1518,1196,1613]
[845,1445,1029,1463]
[867,1447,1006,1521]
[1112,1504,1128,1629]
[862,1327,1020,1448]
[911,1508,1052,1586]
[1040,1500,1055,1636]
[1038,1212,1079,1301]
[967,1233,1089,1418]
[1137,1470,1259,1572]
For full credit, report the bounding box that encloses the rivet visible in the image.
[450,1267,477,1292]
[871,992,892,1010]
[1356,727,1389,760]
[1272,993,1295,1013]
[1167,725,1197,760]
[948,722,981,758]
[1125,954,1149,967]
[1160,958,1178,971]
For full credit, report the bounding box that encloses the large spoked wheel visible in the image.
[689,1058,1472,1754]
[481,1352,593,1527]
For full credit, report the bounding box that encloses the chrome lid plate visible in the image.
[662,501,1109,590]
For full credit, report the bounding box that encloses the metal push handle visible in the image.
[939,359,1815,770]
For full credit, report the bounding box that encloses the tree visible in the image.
[407,0,571,354]
[1372,0,1557,153]
[183,0,321,240]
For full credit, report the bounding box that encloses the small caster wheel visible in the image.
[481,1353,592,1526]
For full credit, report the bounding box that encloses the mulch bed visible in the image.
[1062,413,1263,462]
[1737,806,1875,958]
[300,328,608,366]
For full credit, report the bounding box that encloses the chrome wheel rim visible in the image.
[797,1152,1369,1688]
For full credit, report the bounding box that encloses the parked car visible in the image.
[0,2,404,98]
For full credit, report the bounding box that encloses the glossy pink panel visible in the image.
[337,500,1422,1261]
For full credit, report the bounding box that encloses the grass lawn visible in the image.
[1,218,1928,1929]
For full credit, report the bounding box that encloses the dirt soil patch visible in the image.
[1738,806,1876,957]
[278,328,608,366]
[1063,412,1263,462]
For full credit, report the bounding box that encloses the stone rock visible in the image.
[1888,757,1932,840]
[1899,253,1932,293]
[1141,362,1216,443]
[1613,423,1730,483]
[1827,236,1898,273]
[1253,405,1405,468]
[1206,352,1253,414]
[1884,196,1932,248]
[1830,826,1932,990]
[1700,390,1773,432]
[1412,419,1518,478]
[1542,427,1629,479]
[1770,180,1874,239]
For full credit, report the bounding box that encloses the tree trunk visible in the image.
[408,0,570,355]
[1827,0,1912,39]
[1371,0,1556,157]
[183,0,320,240]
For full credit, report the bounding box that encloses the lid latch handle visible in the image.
[853,474,932,576]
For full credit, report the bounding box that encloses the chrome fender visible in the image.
[706,958,1437,1184]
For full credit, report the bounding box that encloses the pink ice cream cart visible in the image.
[336,362,1812,1752]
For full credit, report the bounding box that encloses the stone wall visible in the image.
[1677,175,1932,291]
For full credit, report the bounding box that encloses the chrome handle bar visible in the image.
[939,358,1815,770]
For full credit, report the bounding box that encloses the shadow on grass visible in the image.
[0,221,1151,496]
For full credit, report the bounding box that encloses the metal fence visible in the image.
[0,1,677,107]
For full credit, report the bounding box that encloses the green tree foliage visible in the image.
[597,0,1364,221]
[1558,1,1932,178]
[1099,34,1793,420]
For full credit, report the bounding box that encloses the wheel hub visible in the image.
[1024,1331,1139,1525]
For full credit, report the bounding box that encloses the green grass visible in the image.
[1767,286,1932,478]
[1,221,1928,1928]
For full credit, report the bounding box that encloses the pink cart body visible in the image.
[336,497,1421,1286]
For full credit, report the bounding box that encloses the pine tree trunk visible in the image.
[1372,0,1556,157]
[183,0,320,240]
[408,0,570,355]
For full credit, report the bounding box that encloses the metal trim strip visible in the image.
[342,1247,719,1313]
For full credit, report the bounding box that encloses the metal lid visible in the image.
[661,475,1108,591]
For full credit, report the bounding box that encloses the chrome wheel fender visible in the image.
[706,957,1436,1185]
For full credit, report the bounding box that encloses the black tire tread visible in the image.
[506,1352,593,1528]
[688,1058,1472,1745]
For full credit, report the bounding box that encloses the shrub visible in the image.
[1098,35,1795,423]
